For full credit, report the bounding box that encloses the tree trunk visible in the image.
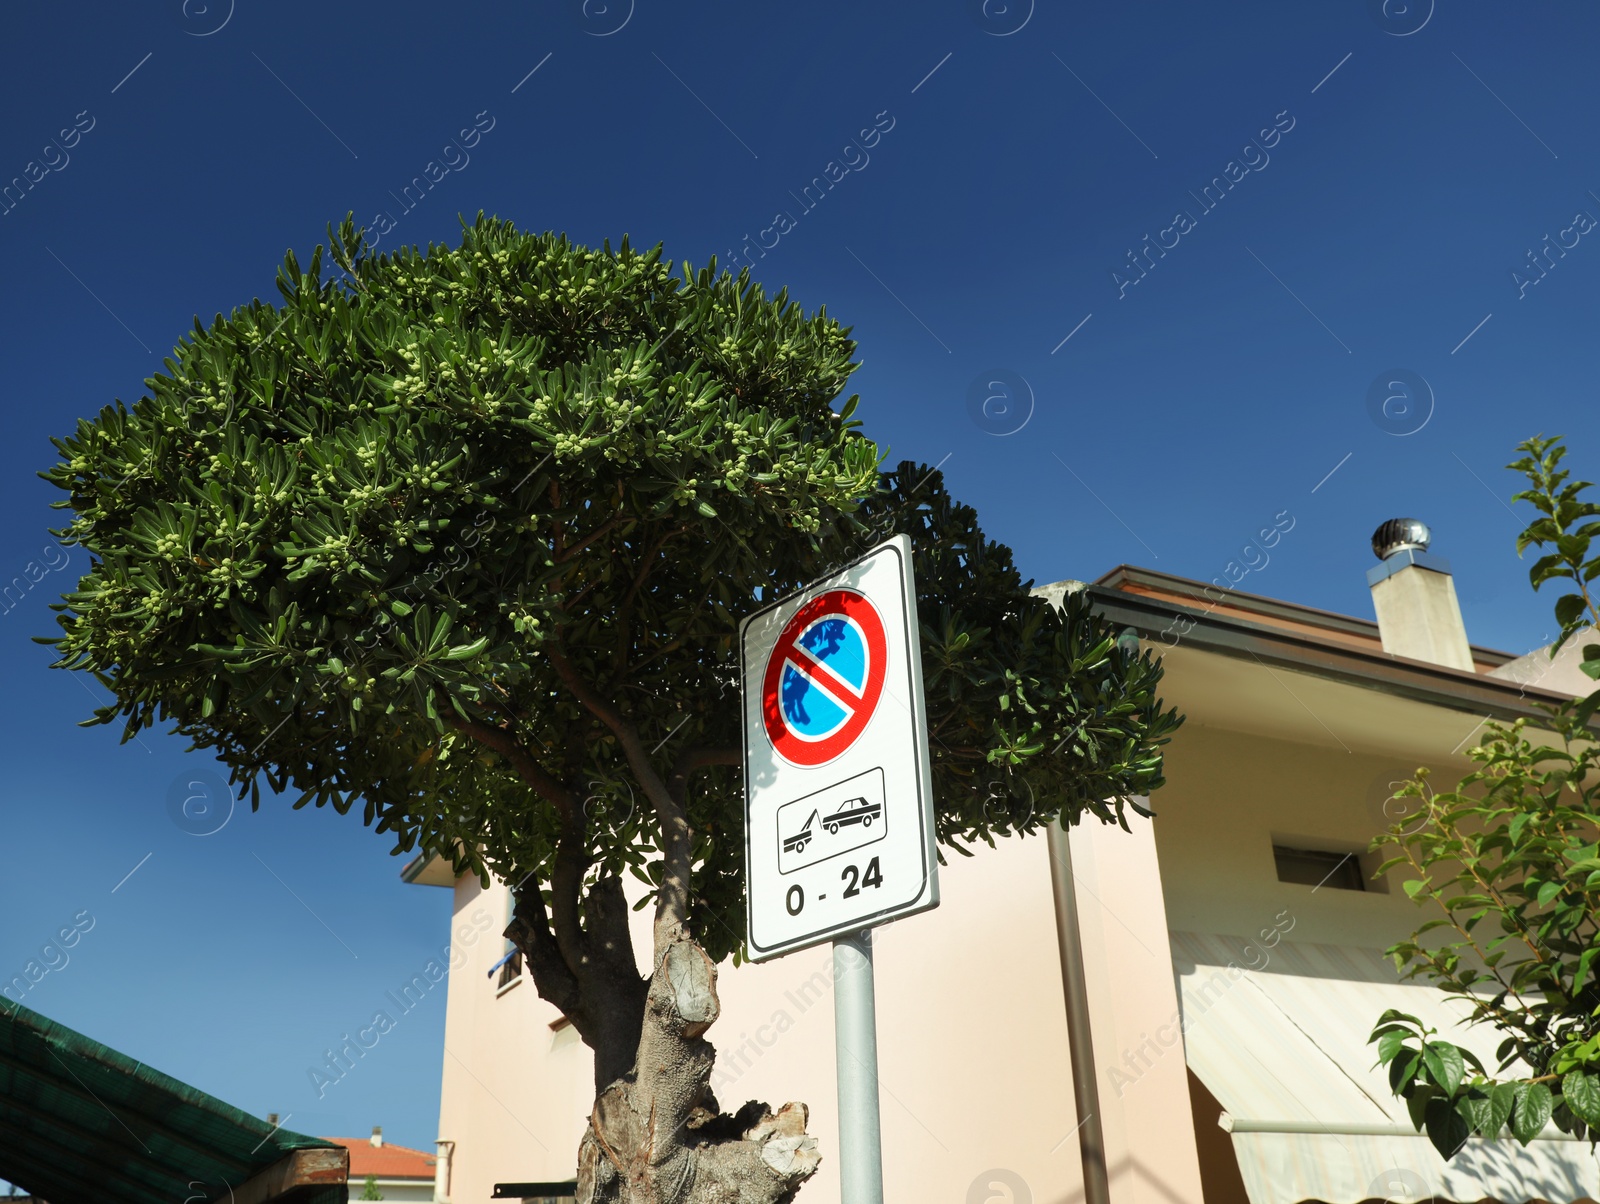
[510,887,821,1204]
[488,674,817,1202]
[577,932,820,1203]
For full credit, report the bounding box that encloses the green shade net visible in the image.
[0,996,346,1204]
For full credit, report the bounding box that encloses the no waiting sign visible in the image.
[740,534,939,961]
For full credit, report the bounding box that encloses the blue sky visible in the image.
[1,0,1596,1157]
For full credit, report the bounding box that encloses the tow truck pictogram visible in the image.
[783,810,819,854]
[773,768,889,875]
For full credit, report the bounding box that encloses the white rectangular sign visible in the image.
[740,534,939,961]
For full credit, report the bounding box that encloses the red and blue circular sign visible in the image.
[762,589,889,767]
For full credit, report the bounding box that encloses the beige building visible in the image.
[407,525,1600,1204]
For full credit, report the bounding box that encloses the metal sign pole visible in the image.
[740,537,934,1201]
[833,929,884,1204]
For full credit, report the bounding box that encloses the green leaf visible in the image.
[1422,1042,1466,1095]
[1576,688,1600,728]
[1382,1043,1420,1101]
[1406,1084,1434,1131]
[1562,1071,1600,1126]
[1456,1090,1493,1137]
[1373,1009,1425,1029]
[1425,1096,1470,1159]
[444,636,489,660]
[1512,1081,1554,1145]
[1377,1029,1407,1064]
[1487,1082,1516,1137]
[1556,593,1588,630]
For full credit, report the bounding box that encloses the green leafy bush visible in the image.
[1371,435,1600,1156]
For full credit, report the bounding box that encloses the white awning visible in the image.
[1171,931,1599,1204]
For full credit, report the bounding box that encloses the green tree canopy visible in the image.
[43,216,1180,1202]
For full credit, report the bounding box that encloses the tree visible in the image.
[42,216,1181,1203]
[1370,435,1600,1158]
[359,1174,383,1200]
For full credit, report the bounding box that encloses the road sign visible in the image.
[741,534,939,961]
[761,589,888,766]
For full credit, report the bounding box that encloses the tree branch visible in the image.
[585,874,643,983]
[551,514,630,565]
[550,836,591,979]
[507,881,582,1018]
[548,649,695,949]
[610,525,684,676]
[512,871,650,1090]
[624,579,717,681]
[443,713,582,831]
[667,746,741,805]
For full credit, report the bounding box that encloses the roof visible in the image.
[0,998,347,1204]
[1080,567,1581,726]
[399,850,456,887]
[1485,623,1600,696]
[325,1139,435,1180]
[1092,565,1516,671]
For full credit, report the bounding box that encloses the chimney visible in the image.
[1367,518,1474,672]
[434,1139,455,1202]
[370,1125,383,1148]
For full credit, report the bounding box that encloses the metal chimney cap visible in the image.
[1372,518,1431,561]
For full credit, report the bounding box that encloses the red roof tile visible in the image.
[323,1138,436,1180]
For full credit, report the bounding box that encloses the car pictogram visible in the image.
[823,797,882,835]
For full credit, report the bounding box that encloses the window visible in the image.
[1272,844,1365,891]
[496,890,523,992]
[497,949,523,989]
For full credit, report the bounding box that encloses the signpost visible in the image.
[740,534,939,1203]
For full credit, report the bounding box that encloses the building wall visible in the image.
[1150,724,1459,951]
[364,1177,436,1202]
[434,821,1204,1204]
[1070,814,1208,1204]
[430,713,1448,1204]
[437,873,591,1203]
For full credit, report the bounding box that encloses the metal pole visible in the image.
[833,929,884,1204]
[1047,819,1113,1204]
